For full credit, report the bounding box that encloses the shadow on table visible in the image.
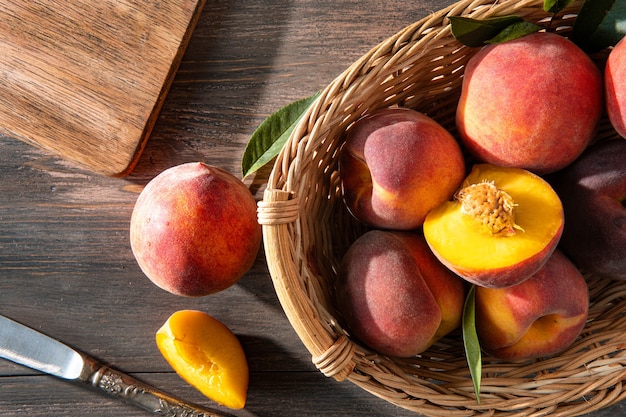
[127,0,297,184]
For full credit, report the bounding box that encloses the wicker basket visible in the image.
[257,0,626,415]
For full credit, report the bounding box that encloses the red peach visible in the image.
[456,32,603,174]
[606,36,626,139]
[475,250,589,361]
[339,107,465,230]
[335,230,466,358]
[130,162,262,297]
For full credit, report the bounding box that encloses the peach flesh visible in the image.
[156,310,249,409]
[423,164,564,288]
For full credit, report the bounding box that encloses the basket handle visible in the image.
[312,334,355,379]
[257,189,299,225]
[258,188,357,381]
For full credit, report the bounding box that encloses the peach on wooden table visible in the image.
[156,310,249,409]
[130,162,262,297]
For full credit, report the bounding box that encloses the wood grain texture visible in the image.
[1,0,625,416]
[0,0,206,177]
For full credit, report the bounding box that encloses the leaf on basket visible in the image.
[463,285,482,403]
[241,92,320,178]
[543,0,575,14]
[449,15,525,47]
[485,21,542,44]
[572,0,626,53]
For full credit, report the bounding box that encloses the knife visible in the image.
[0,314,236,417]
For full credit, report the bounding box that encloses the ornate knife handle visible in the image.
[82,357,236,417]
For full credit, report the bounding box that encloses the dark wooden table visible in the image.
[1,1,625,416]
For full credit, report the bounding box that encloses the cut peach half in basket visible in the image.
[156,310,249,409]
[423,164,564,288]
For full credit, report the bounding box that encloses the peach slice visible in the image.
[156,310,249,409]
[423,164,564,288]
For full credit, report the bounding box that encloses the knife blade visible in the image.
[0,314,236,417]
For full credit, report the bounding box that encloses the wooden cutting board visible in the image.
[0,0,206,177]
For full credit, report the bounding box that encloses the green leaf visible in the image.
[463,285,482,403]
[449,15,524,47]
[573,0,626,52]
[544,0,575,14]
[485,21,542,44]
[241,92,320,178]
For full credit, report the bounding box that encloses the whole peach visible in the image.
[130,162,262,297]
[335,230,466,358]
[456,32,603,174]
[339,107,466,230]
[475,250,589,361]
[606,36,626,138]
[549,139,626,280]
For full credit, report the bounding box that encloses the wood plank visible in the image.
[0,372,433,417]
[0,0,206,177]
[3,0,626,416]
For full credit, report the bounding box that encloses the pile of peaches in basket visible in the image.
[121,3,626,411]
[336,30,625,362]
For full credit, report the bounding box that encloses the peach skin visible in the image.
[475,250,589,361]
[456,32,603,174]
[339,107,465,230]
[335,230,466,358]
[549,139,626,280]
[606,36,626,138]
[130,162,262,297]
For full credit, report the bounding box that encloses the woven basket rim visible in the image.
[258,0,626,415]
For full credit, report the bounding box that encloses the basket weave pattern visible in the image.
[257,1,626,415]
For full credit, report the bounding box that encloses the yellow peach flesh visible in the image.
[156,310,248,410]
[424,164,563,287]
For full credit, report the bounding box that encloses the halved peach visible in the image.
[156,310,249,409]
[423,164,563,288]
